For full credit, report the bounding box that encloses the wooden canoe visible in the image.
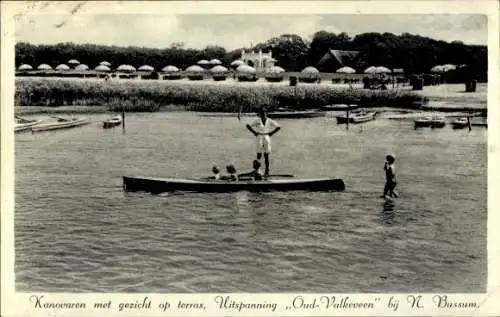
[15,119,43,133]
[31,117,90,132]
[123,176,345,193]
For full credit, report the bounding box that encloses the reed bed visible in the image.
[15,77,426,112]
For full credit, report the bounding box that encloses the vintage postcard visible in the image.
[1,1,499,316]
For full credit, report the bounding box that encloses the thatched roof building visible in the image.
[318,49,361,72]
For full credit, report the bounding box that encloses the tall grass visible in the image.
[15,77,426,112]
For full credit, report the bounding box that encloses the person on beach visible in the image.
[381,154,399,198]
[246,107,281,177]
[226,164,239,181]
[238,160,264,181]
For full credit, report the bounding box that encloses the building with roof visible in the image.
[317,49,361,72]
[241,49,276,73]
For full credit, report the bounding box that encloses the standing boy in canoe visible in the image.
[246,107,281,177]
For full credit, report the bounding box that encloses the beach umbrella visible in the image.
[301,66,320,78]
[162,65,179,72]
[301,66,319,74]
[209,59,222,65]
[230,60,244,67]
[185,65,205,72]
[364,66,378,74]
[37,64,52,70]
[138,65,154,71]
[236,64,257,74]
[95,65,111,72]
[375,66,391,74]
[75,64,89,71]
[117,64,136,72]
[210,65,228,73]
[55,64,70,71]
[430,65,445,73]
[18,64,33,71]
[99,61,111,67]
[442,64,456,72]
[68,59,80,65]
[197,60,210,66]
[336,66,356,74]
[268,66,285,73]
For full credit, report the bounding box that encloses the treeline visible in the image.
[16,31,487,79]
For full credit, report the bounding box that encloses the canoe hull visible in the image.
[123,176,345,193]
[103,117,122,129]
[268,111,325,119]
[337,112,376,124]
[15,119,42,133]
[32,118,89,132]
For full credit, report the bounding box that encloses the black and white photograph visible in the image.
[1,1,499,315]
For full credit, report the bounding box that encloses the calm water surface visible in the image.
[15,111,487,292]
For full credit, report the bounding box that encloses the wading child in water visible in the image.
[381,154,399,198]
[239,160,263,181]
[226,164,239,181]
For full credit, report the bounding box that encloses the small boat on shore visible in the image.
[430,116,446,128]
[451,117,469,129]
[336,111,376,124]
[15,116,42,133]
[414,117,432,128]
[267,110,325,119]
[103,115,122,129]
[123,176,345,193]
[321,104,359,111]
[31,116,90,133]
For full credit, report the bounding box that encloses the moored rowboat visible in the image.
[31,117,90,132]
[451,117,469,129]
[414,117,432,128]
[430,116,446,128]
[336,111,376,124]
[103,115,122,128]
[123,176,345,193]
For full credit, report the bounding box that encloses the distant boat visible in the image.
[321,104,359,111]
[267,110,325,119]
[31,116,90,133]
[103,115,122,129]
[15,116,42,133]
[414,117,432,128]
[451,117,469,129]
[430,116,446,128]
[336,111,376,124]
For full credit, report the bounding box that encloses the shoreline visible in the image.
[15,105,487,117]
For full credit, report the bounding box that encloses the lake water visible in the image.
[15,111,487,293]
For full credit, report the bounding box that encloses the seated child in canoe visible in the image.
[238,160,263,181]
[381,154,399,198]
[226,164,239,181]
[207,165,221,180]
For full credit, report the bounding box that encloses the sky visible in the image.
[13,2,487,50]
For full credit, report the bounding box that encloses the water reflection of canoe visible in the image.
[103,115,122,128]
[123,176,345,193]
[31,117,90,132]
